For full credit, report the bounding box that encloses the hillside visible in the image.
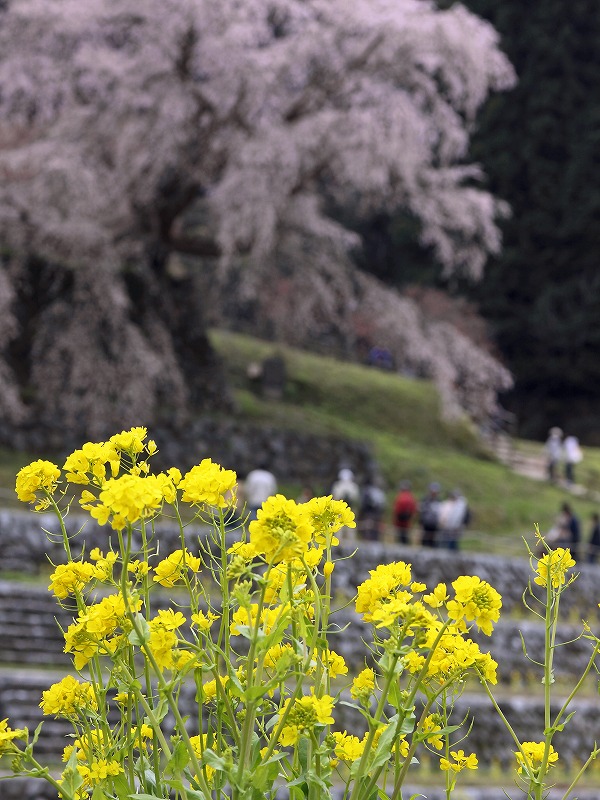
[210,328,600,553]
[0,328,597,555]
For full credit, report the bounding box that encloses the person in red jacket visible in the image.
[393,481,418,544]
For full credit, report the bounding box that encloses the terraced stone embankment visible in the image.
[1,511,600,798]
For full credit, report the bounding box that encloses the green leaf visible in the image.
[165,739,190,776]
[298,735,310,772]
[128,794,166,800]
[250,759,281,792]
[202,748,228,771]
[164,780,206,799]
[128,613,150,645]
[91,786,108,800]
[369,714,405,772]
[112,773,131,800]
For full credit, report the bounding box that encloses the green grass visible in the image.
[211,329,600,551]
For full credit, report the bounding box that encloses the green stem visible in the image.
[47,494,72,560]
[347,652,400,800]
[560,746,600,800]
[552,639,600,729]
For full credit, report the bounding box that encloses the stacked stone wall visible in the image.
[2,511,600,799]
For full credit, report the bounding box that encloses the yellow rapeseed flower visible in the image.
[179,459,237,508]
[79,758,123,786]
[0,719,27,754]
[147,626,177,671]
[332,731,364,762]
[249,495,314,564]
[63,441,120,486]
[191,610,219,632]
[515,741,558,775]
[89,473,166,529]
[324,650,348,678]
[153,549,201,587]
[534,548,576,589]
[423,583,449,608]
[350,668,375,702]
[109,427,148,455]
[200,675,229,704]
[440,750,478,772]
[49,561,96,599]
[279,693,335,746]
[40,675,98,717]
[150,608,186,631]
[15,459,61,508]
[302,495,355,546]
[421,714,444,750]
[355,562,412,621]
[446,575,502,636]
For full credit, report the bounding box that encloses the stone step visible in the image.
[0,669,597,776]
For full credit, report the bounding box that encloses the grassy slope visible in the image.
[211,329,600,553]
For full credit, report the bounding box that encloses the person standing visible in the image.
[331,468,360,510]
[560,502,581,560]
[563,435,583,485]
[438,489,469,551]
[419,482,441,548]
[331,468,361,542]
[544,427,563,483]
[393,481,418,544]
[244,462,277,521]
[588,513,600,563]
[358,476,386,541]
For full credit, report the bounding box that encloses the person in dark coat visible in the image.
[588,513,600,563]
[419,482,441,548]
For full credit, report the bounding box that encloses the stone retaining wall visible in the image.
[3,509,600,619]
[2,512,600,797]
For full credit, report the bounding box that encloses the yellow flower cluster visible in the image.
[153,548,201,587]
[49,561,97,599]
[148,608,191,671]
[63,594,138,670]
[350,668,376,703]
[83,473,171,530]
[355,561,413,621]
[446,576,502,636]
[303,495,356,546]
[332,731,364,763]
[40,675,98,717]
[515,741,559,775]
[178,458,237,508]
[440,749,478,772]
[63,441,120,486]
[0,718,27,754]
[405,624,498,685]
[279,693,335,745]
[535,548,576,589]
[249,495,314,564]
[15,459,61,509]
[109,427,149,455]
[356,563,502,638]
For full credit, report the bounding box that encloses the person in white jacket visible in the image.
[438,489,469,551]
[244,463,277,521]
[563,435,582,485]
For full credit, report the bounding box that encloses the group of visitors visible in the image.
[548,502,600,564]
[545,427,583,485]
[331,468,386,541]
[330,468,469,549]
[394,481,470,550]
[241,462,471,549]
